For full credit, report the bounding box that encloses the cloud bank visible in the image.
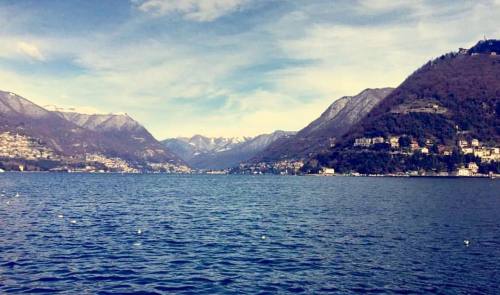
[0,0,499,139]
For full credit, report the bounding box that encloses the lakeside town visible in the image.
[234,135,500,178]
[1,129,498,178]
[0,131,191,174]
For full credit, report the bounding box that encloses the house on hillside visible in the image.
[354,138,372,147]
[321,168,335,175]
[372,137,385,144]
[455,167,472,176]
[461,147,474,154]
[389,136,400,148]
[474,149,487,158]
[458,140,468,147]
[467,162,479,173]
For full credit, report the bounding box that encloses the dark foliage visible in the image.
[342,40,500,146]
[304,150,483,175]
[311,40,500,174]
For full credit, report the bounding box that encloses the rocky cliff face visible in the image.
[253,88,394,162]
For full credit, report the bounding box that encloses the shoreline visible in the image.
[1,171,498,179]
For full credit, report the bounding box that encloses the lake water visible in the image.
[0,174,499,294]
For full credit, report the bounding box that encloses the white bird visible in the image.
[57,214,64,218]
[464,240,470,246]
[137,229,142,235]
[70,220,77,224]
[15,193,19,197]
[261,235,267,240]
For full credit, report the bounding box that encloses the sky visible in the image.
[0,0,499,139]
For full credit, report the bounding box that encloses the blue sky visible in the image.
[0,0,499,138]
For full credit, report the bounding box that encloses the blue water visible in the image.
[0,174,499,294]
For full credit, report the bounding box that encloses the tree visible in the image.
[399,136,412,148]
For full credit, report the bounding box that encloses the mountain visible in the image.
[163,135,250,161]
[252,88,394,162]
[305,39,500,175]
[50,109,180,163]
[51,110,143,133]
[0,91,99,155]
[163,131,295,169]
[347,40,500,144]
[0,90,182,165]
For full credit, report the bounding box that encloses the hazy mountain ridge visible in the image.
[163,131,295,169]
[163,135,251,161]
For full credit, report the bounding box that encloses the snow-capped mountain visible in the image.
[1,92,53,119]
[163,131,295,169]
[185,135,251,154]
[51,110,143,132]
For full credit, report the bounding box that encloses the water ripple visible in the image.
[0,174,499,294]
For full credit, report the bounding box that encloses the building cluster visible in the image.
[237,160,304,175]
[354,135,499,161]
[84,154,139,173]
[0,132,58,160]
[455,162,480,177]
[457,139,500,163]
[148,162,192,173]
[354,135,429,151]
[354,136,387,147]
[0,132,195,173]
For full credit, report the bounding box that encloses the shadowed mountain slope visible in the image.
[252,87,394,162]
[0,91,182,164]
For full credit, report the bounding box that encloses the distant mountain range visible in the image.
[1,39,499,175]
[163,131,295,169]
[0,91,182,166]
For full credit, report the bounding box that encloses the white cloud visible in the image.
[355,0,421,14]
[135,0,247,21]
[16,41,46,61]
